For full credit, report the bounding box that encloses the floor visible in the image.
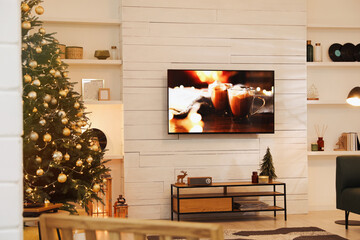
[24,210,360,240]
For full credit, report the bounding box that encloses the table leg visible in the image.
[284,184,287,221]
[273,185,276,217]
[177,187,180,221]
[171,185,173,221]
[56,228,61,240]
[38,223,41,240]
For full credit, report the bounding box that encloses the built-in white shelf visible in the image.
[308,151,360,156]
[307,24,360,29]
[307,100,347,105]
[307,62,360,67]
[104,154,124,160]
[84,100,123,105]
[62,59,122,65]
[42,17,121,25]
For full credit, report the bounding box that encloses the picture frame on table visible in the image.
[98,88,110,101]
[81,79,104,101]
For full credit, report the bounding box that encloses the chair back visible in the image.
[39,214,224,240]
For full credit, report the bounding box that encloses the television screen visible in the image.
[168,70,274,134]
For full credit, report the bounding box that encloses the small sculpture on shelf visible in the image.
[334,133,347,151]
[307,83,319,100]
[176,171,187,185]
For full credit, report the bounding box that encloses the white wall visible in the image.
[123,0,308,219]
[0,0,23,239]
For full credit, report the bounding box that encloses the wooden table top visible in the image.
[23,203,63,213]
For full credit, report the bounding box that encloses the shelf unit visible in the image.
[171,182,287,221]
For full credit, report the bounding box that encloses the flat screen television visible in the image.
[168,70,274,134]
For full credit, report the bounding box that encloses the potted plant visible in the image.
[259,147,277,183]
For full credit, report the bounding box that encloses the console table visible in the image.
[171,181,286,221]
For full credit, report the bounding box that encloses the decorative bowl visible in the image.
[94,50,110,60]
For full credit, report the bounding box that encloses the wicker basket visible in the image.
[57,44,66,59]
[66,46,83,59]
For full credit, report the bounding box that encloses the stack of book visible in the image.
[233,200,269,210]
[336,132,360,151]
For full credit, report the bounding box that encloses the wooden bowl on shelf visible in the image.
[94,50,110,60]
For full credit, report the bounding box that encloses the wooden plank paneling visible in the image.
[231,55,305,64]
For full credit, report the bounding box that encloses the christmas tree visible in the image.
[22,0,109,213]
[259,147,277,180]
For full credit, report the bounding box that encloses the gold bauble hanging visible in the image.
[21,3,30,12]
[63,72,68,78]
[43,102,49,108]
[39,118,46,126]
[76,159,83,167]
[76,144,82,150]
[35,6,44,15]
[39,27,46,35]
[59,89,67,97]
[30,131,39,141]
[61,118,68,125]
[77,111,83,117]
[57,173,67,183]
[43,94,51,102]
[86,156,93,164]
[40,39,47,46]
[74,102,80,109]
[22,43,28,50]
[24,74,32,83]
[58,110,66,118]
[54,71,62,78]
[64,153,70,161]
[35,156,42,163]
[25,188,32,194]
[32,107,38,113]
[35,47,42,53]
[43,132,52,142]
[56,57,61,65]
[36,168,44,176]
[51,98,58,105]
[92,184,101,193]
[91,145,99,152]
[49,69,56,75]
[63,127,71,136]
[22,21,31,30]
[28,91,37,99]
[32,79,41,86]
[52,151,63,161]
[29,60,38,69]
[76,121,82,127]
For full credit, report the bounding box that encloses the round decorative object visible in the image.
[43,133,52,142]
[91,128,107,151]
[32,79,41,86]
[63,127,71,136]
[56,57,62,65]
[43,94,51,102]
[30,131,39,141]
[24,74,32,83]
[39,27,46,35]
[28,91,37,99]
[54,71,61,78]
[92,183,101,192]
[51,98,58,105]
[35,47,42,53]
[328,43,343,62]
[35,156,42,163]
[57,173,67,183]
[86,156,93,164]
[63,72,68,78]
[341,43,355,62]
[74,102,80,109]
[21,3,30,12]
[49,69,56,75]
[58,110,66,118]
[52,151,63,161]
[29,60,38,68]
[40,39,47,46]
[61,118,68,125]
[39,119,46,126]
[36,168,44,176]
[354,44,360,62]
[76,159,83,167]
[35,6,44,15]
[43,102,49,108]
[77,111,83,117]
[64,153,70,161]
[25,188,32,194]
[22,21,31,30]
[76,144,82,150]
[32,107,38,113]
[59,89,67,97]
[94,50,110,60]
[91,144,99,152]
[22,43,28,50]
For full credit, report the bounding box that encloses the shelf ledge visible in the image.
[308,151,360,156]
[307,100,347,105]
[62,59,122,65]
[307,62,360,67]
[307,24,360,29]
[41,17,121,25]
[84,100,123,105]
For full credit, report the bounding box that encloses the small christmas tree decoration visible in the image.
[35,156,42,163]
[61,118,68,125]
[52,151,63,161]
[49,69,56,75]
[24,74,32,82]
[92,184,101,193]
[43,102,49,108]
[21,3,30,12]
[62,128,71,136]
[86,156,93,164]
[36,168,44,176]
[26,188,32,194]
[29,60,38,68]
[35,5,44,15]
[35,46,42,53]
[50,98,57,105]
[43,133,52,142]
[57,110,66,118]
[76,144,82,150]
[57,173,67,183]
[28,91,37,99]
[40,39,47,45]
[43,94,51,102]
[59,89,67,97]
[76,159,83,167]
[64,153,70,161]
[32,79,40,86]
[30,131,39,141]
[32,107,37,113]
[39,119,46,126]
[22,21,31,29]
[259,147,277,181]
[74,102,80,109]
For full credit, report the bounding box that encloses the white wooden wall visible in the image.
[122,0,308,219]
[0,0,23,238]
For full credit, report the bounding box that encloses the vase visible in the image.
[317,137,324,151]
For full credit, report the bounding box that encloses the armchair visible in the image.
[336,155,360,229]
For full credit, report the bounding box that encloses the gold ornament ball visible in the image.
[40,39,47,46]
[32,79,41,86]
[76,144,82,150]
[22,43,28,50]
[92,145,99,152]
[35,47,42,53]
[29,60,38,68]
[92,184,101,193]
[57,173,67,183]
[77,111,83,117]
[64,153,70,161]
[24,74,32,83]
[36,168,44,176]
[76,159,83,167]
[26,188,32,194]
[86,156,93,164]
[43,94,51,102]
[52,151,63,161]
[49,69,56,75]
[22,21,31,30]
[76,121,82,127]
[39,119,46,126]
[28,91,37,99]
[58,110,66,118]
[56,58,61,65]
[32,107,38,113]
[21,3,30,12]
[39,28,46,35]
[63,127,71,136]
[35,156,42,163]
[61,118,68,125]
[63,72,68,78]
[59,90,67,97]
[54,71,62,78]
[35,6,44,15]
[43,102,49,108]
[51,98,58,105]
[74,102,80,109]
[43,133,52,142]
[30,131,39,141]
